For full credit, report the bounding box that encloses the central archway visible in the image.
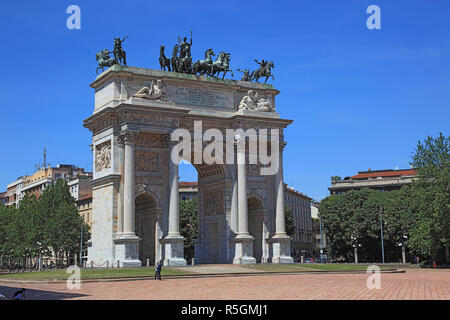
[180,159,232,264]
[135,193,160,265]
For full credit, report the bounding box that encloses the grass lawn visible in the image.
[0,267,191,280]
[242,263,391,272]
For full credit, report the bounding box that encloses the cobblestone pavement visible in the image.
[0,269,448,300]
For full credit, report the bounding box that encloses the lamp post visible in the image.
[379,206,385,263]
[398,235,408,264]
[350,236,361,264]
[319,216,323,254]
[80,222,83,267]
[37,241,42,272]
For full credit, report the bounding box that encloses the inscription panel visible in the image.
[167,85,234,109]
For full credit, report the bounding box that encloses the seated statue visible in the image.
[133,80,167,101]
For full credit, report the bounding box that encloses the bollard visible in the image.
[146,259,150,267]
[191,258,195,265]
[91,261,94,268]
[301,256,304,263]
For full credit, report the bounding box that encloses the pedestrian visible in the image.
[12,288,26,300]
[155,260,162,280]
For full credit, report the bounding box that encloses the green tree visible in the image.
[39,179,90,265]
[409,133,450,262]
[179,197,198,262]
[285,206,295,237]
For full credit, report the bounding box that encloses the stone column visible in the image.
[117,136,125,233]
[123,130,137,236]
[114,130,141,268]
[237,149,250,237]
[233,135,256,264]
[271,140,294,264]
[163,142,187,266]
[168,157,180,237]
[230,173,238,234]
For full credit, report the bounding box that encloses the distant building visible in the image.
[329,168,418,195]
[284,186,315,259]
[20,164,88,200]
[4,177,25,208]
[68,174,93,226]
[179,181,198,202]
[0,191,7,206]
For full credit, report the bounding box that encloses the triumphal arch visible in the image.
[84,64,294,266]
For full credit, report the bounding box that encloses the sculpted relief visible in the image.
[238,90,274,112]
[95,140,111,172]
[204,190,223,216]
[135,151,159,172]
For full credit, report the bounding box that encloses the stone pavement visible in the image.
[0,269,448,300]
[176,264,264,274]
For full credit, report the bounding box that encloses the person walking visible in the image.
[155,260,163,280]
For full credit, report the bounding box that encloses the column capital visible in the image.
[118,130,138,147]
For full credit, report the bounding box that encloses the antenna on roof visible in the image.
[43,146,47,169]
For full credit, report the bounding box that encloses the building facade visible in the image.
[329,168,418,194]
[285,186,314,259]
[4,177,25,208]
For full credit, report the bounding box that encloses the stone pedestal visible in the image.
[232,236,256,264]
[162,236,187,266]
[114,235,141,267]
[270,235,294,264]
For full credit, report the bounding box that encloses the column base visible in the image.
[162,235,187,266]
[270,235,294,264]
[232,235,256,264]
[114,234,142,268]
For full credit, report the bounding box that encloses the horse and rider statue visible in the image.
[96,36,128,74]
[250,59,275,84]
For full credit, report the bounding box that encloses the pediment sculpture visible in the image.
[238,90,275,112]
[133,80,168,101]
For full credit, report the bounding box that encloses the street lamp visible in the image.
[36,241,42,272]
[379,206,385,263]
[398,235,408,264]
[80,222,83,268]
[319,216,323,254]
[350,236,361,264]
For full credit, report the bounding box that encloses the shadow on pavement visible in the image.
[0,285,88,300]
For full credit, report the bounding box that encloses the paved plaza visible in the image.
[0,269,449,300]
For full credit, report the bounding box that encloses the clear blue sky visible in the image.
[0,0,449,201]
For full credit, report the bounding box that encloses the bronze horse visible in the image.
[159,45,171,71]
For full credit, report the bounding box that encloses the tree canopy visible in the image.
[0,179,90,268]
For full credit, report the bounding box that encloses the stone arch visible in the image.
[248,196,265,263]
[135,193,161,265]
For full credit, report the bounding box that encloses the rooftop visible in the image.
[350,168,417,180]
